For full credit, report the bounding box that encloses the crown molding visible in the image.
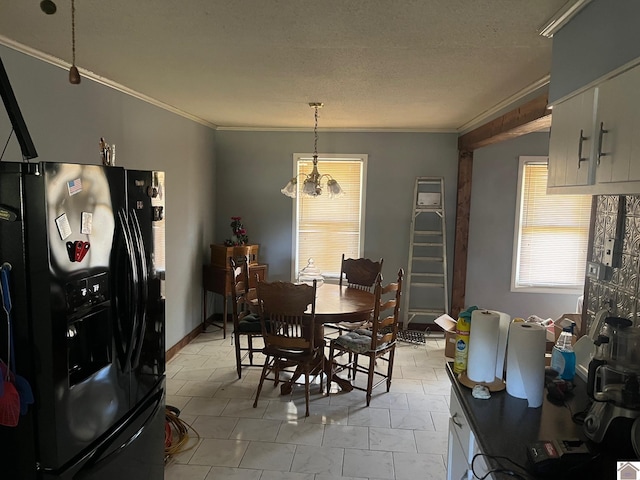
[457,75,550,134]
[0,36,218,130]
[538,0,592,38]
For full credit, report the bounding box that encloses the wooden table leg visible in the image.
[319,324,354,392]
[279,352,353,395]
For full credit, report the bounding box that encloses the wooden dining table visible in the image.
[282,283,376,394]
[312,283,375,323]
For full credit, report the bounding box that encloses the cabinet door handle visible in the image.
[597,122,609,165]
[577,129,589,168]
[451,412,463,428]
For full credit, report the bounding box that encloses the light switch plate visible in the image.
[587,261,604,280]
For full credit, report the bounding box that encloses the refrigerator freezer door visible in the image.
[39,381,165,480]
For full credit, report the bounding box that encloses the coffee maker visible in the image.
[584,317,640,457]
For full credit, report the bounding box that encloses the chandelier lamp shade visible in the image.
[281,103,344,198]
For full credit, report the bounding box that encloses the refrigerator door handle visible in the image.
[128,210,149,369]
[115,209,140,372]
[113,211,130,369]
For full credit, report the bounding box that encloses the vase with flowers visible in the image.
[224,216,249,246]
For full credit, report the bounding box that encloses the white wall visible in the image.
[0,45,217,350]
[215,130,459,321]
[465,132,581,320]
[549,0,640,103]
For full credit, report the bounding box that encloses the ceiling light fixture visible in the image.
[281,103,344,199]
[68,0,81,84]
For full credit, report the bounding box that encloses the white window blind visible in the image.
[295,155,366,279]
[512,157,591,292]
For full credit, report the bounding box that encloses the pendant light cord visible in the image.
[313,106,318,159]
[71,0,76,66]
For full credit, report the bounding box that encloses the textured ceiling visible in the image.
[0,0,567,130]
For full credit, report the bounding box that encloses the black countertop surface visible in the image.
[446,362,625,479]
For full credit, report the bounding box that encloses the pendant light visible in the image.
[68,0,81,84]
[281,103,344,198]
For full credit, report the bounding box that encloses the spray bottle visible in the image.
[453,306,478,374]
[551,322,576,381]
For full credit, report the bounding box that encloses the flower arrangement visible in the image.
[224,216,249,246]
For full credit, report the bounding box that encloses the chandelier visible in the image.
[281,103,344,198]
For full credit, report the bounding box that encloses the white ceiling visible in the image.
[0,0,568,131]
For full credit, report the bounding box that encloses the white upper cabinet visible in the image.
[595,64,640,185]
[548,88,597,188]
[548,62,640,194]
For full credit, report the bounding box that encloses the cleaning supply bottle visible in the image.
[551,324,576,381]
[453,306,477,374]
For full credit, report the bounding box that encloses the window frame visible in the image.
[290,153,368,282]
[510,156,590,295]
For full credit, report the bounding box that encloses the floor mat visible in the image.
[397,330,426,344]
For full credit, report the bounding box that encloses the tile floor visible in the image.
[164,327,451,480]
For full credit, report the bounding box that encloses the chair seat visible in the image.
[334,329,391,354]
[236,312,262,332]
[237,321,260,333]
[262,346,317,362]
[241,312,261,322]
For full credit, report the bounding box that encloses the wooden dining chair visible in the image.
[229,256,263,379]
[328,268,403,406]
[252,280,322,417]
[340,254,384,291]
[325,255,384,336]
[324,255,384,369]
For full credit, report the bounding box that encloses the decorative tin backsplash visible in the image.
[585,195,640,329]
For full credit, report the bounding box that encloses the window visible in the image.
[511,156,591,293]
[293,154,367,280]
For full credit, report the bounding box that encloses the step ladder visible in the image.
[402,177,449,335]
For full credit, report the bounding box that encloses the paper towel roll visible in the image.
[506,322,546,408]
[493,311,512,380]
[467,310,501,383]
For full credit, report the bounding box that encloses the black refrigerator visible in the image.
[0,162,166,479]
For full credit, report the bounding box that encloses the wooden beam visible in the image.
[458,94,552,151]
[450,92,552,317]
[451,150,473,318]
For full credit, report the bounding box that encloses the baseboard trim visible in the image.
[166,323,204,362]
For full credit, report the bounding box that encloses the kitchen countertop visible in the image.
[446,362,622,479]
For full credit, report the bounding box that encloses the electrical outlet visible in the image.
[603,239,615,267]
[587,261,604,280]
